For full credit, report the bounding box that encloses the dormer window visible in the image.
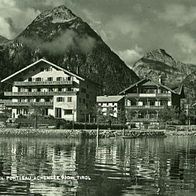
[45,67,52,71]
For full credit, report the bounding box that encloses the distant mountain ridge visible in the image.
[132,49,196,100]
[0,5,139,94]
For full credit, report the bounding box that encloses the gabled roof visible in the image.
[97,95,124,103]
[119,78,183,95]
[1,58,84,83]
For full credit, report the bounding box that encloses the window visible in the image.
[149,100,155,106]
[64,109,72,115]
[56,97,64,102]
[28,78,32,82]
[46,67,52,71]
[58,88,62,92]
[67,76,71,81]
[35,77,41,81]
[56,77,62,81]
[67,97,72,102]
[55,108,62,118]
[47,77,53,81]
[24,109,28,115]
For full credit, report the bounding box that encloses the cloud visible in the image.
[0,0,196,65]
[0,0,15,8]
[104,16,141,40]
[19,30,96,55]
[0,0,40,39]
[159,4,196,27]
[118,46,143,67]
[174,33,196,53]
[0,17,12,39]
[174,33,196,63]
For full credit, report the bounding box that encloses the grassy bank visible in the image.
[0,128,124,138]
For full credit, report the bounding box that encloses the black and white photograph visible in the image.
[0,0,196,195]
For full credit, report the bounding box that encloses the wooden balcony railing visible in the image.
[4,91,77,97]
[125,106,164,110]
[126,93,171,98]
[131,118,159,122]
[4,101,53,107]
[14,80,73,86]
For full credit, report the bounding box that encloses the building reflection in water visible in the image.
[0,136,195,195]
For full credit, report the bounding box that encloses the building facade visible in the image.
[97,95,125,122]
[119,78,184,127]
[1,59,101,122]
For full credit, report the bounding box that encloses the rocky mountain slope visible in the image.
[0,35,8,44]
[0,5,138,94]
[132,49,196,100]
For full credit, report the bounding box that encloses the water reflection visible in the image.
[0,136,195,195]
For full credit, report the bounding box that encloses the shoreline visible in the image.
[0,128,195,138]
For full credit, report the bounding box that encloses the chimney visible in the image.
[159,75,166,85]
[158,75,162,84]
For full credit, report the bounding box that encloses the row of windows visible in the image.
[131,89,170,94]
[16,109,28,115]
[98,102,117,106]
[28,76,72,82]
[126,100,171,106]
[18,98,52,102]
[56,97,72,102]
[19,87,74,92]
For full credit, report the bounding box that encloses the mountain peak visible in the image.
[144,48,174,61]
[1,5,138,94]
[34,5,77,24]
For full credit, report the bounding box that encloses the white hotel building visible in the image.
[1,59,101,122]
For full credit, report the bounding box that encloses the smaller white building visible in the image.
[97,95,124,118]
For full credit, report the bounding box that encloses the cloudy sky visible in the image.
[0,0,196,66]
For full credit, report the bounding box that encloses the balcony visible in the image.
[131,118,159,122]
[14,80,73,86]
[4,101,53,107]
[125,105,164,110]
[126,93,171,98]
[4,91,77,97]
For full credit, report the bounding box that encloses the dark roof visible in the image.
[97,95,124,103]
[1,59,84,83]
[119,78,183,95]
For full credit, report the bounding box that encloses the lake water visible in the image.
[0,136,196,196]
